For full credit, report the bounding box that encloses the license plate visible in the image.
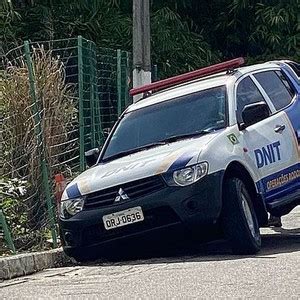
[103,206,144,230]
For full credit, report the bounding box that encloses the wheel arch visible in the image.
[223,161,268,226]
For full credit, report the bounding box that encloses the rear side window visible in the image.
[275,70,295,96]
[254,71,294,110]
[236,76,266,124]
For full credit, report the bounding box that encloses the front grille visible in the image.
[84,175,166,209]
[81,206,180,246]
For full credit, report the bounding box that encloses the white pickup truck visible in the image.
[59,58,300,261]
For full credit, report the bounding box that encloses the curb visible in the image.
[0,248,71,280]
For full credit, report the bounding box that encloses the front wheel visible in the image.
[221,177,261,254]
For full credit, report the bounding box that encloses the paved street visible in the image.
[1,207,299,299]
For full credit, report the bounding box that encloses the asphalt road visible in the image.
[1,206,299,299]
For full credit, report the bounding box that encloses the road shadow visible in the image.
[268,227,300,235]
[77,226,300,267]
[260,227,300,256]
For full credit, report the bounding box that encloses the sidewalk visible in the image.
[0,248,71,280]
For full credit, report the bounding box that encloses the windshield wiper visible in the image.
[102,141,167,162]
[158,128,218,143]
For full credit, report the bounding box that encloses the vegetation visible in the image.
[1,46,76,253]
[1,46,76,178]
[1,0,299,77]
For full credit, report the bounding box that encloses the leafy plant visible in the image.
[250,2,299,56]
[151,6,219,77]
[5,0,298,78]
[1,45,77,251]
[1,45,77,179]
[0,178,29,251]
[0,0,21,54]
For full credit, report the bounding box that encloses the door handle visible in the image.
[274,124,286,133]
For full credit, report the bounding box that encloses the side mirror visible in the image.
[85,147,101,167]
[241,101,270,129]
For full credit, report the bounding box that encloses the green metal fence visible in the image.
[0,36,131,254]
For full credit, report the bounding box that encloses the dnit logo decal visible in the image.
[254,141,281,169]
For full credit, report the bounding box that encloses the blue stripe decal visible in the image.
[66,183,81,199]
[167,152,195,172]
[256,163,300,203]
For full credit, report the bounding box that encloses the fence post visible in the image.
[94,67,103,147]
[78,36,85,171]
[124,51,130,108]
[24,41,58,248]
[0,210,16,254]
[117,49,122,116]
[89,41,96,148]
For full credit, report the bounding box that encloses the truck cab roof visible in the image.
[127,62,281,113]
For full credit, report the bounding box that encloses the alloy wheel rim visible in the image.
[241,192,257,239]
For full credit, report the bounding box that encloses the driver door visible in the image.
[236,75,299,208]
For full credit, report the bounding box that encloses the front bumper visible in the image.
[59,171,224,252]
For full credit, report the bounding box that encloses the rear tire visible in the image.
[221,177,261,254]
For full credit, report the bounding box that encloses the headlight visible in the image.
[60,197,85,219]
[172,162,209,186]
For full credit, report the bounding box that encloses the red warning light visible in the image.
[130,57,245,96]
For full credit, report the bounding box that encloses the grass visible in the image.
[0,45,77,252]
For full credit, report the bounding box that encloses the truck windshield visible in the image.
[102,86,227,161]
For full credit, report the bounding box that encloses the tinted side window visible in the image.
[254,71,293,110]
[236,77,266,124]
[275,70,295,97]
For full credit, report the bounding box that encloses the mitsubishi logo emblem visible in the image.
[114,188,129,202]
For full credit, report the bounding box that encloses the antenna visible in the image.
[130,57,245,97]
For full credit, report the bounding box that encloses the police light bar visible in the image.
[130,57,245,96]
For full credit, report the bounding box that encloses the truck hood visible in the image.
[62,132,220,200]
